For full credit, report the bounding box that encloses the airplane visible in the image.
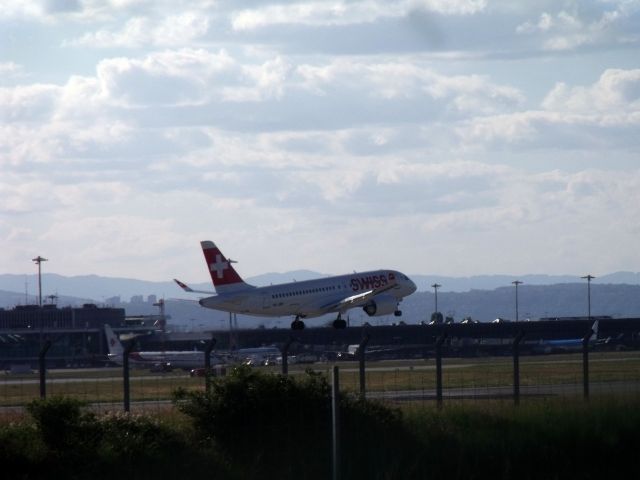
[531,320,609,354]
[104,324,224,370]
[233,345,282,366]
[104,324,279,369]
[175,240,417,330]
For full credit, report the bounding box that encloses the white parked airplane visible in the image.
[175,240,417,330]
[104,324,223,370]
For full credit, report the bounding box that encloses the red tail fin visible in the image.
[201,241,251,292]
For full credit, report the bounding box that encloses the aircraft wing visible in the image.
[173,278,216,295]
[320,284,396,312]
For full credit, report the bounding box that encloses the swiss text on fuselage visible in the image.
[350,274,392,292]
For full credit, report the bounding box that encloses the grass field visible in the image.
[1,350,639,408]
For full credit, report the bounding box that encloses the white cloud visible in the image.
[453,68,640,150]
[516,2,640,51]
[40,214,183,278]
[0,1,46,20]
[542,68,640,113]
[0,84,60,121]
[296,58,523,115]
[0,62,26,82]
[231,0,487,31]
[95,48,235,106]
[2,1,639,281]
[67,12,209,47]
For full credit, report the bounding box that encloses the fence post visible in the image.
[358,333,370,400]
[204,335,217,393]
[582,326,594,400]
[513,331,525,406]
[281,336,294,375]
[123,340,135,412]
[435,332,447,409]
[38,339,52,399]
[332,365,341,480]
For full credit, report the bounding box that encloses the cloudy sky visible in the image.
[1,0,639,285]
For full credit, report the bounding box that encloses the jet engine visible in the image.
[362,295,398,317]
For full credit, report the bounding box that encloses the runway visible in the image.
[367,380,640,401]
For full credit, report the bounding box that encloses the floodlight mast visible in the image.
[512,280,523,322]
[581,275,595,321]
[32,255,48,307]
[431,283,442,317]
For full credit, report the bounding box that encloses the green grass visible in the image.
[402,397,640,479]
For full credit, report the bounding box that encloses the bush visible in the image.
[174,366,332,478]
[96,412,229,479]
[0,420,45,477]
[19,396,233,479]
[26,397,99,454]
[174,366,420,480]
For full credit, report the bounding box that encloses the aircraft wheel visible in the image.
[394,310,402,317]
[291,319,305,330]
[333,319,347,329]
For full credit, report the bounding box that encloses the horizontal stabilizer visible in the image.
[173,278,216,295]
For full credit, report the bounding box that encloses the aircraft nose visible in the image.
[409,279,417,293]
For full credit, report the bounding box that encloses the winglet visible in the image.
[174,278,194,292]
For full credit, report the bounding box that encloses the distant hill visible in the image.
[409,272,640,292]
[0,289,94,309]
[402,283,640,323]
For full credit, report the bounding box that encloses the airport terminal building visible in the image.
[0,304,158,369]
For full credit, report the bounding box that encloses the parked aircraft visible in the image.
[232,345,282,365]
[104,324,223,370]
[532,320,609,353]
[175,240,417,329]
[105,325,280,369]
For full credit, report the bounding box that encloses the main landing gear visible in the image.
[291,316,305,330]
[332,313,347,329]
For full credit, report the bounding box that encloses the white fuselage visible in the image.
[108,350,224,369]
[108,348,281,369]
[199,269,416,318]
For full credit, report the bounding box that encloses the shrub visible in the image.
[0,420,45,477]
[96,412,230,479]
[26,396,99,454]
[174,366,420,480]
[175,366,332,478]
[22,397,233,479]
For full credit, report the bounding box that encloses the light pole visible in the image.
[512,280,523,322]
[431,283,441,319]
[581,275,595,321]
[32,255,48,307]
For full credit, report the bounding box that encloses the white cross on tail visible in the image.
[210,254,229,279]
